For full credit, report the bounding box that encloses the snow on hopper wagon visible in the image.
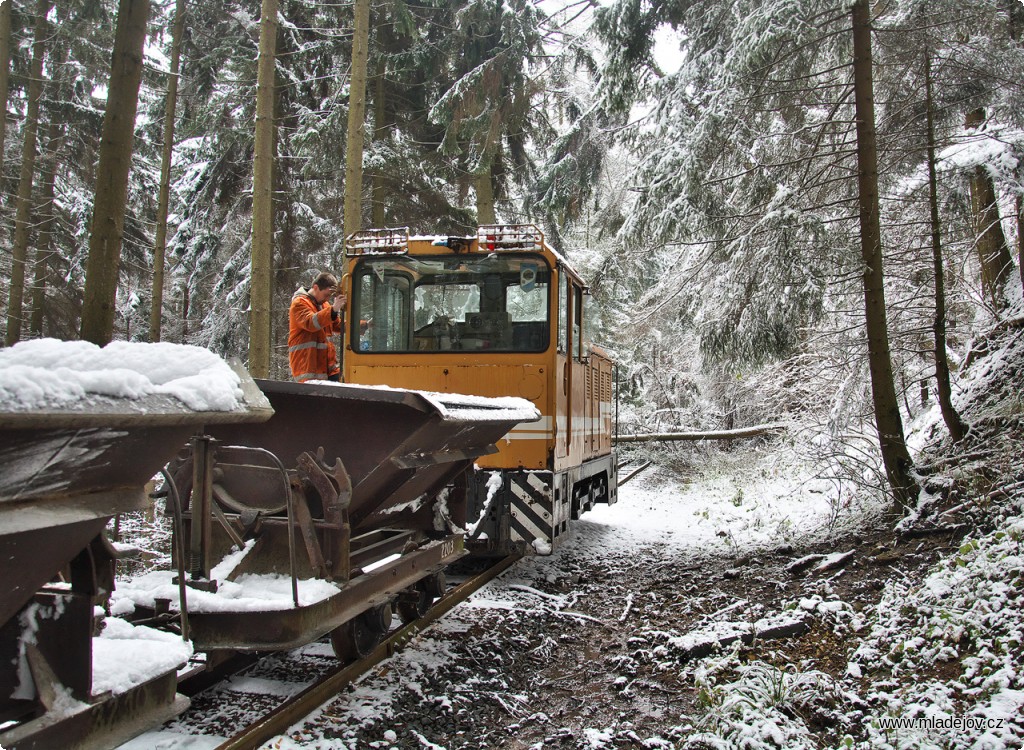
[0,340,273,750]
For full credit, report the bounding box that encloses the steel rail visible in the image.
[214,554,521,750]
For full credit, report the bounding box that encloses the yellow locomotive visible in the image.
[342,224,617,554]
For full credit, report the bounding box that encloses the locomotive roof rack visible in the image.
[478,224,544,252]
[345,226,410,256]
[345,225,546,256]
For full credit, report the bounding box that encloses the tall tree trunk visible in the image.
[0,0,12,164]
[6,0,51,347]
[925,53,967,442]
[150,0,186,343]
[370,63,389,228]
[343,0,371,238]
[272,71,296,380]
[1016,194,1023,291]
[476,167,496,225]
[249,0,278,378]
[80,0,151,346]
[965,108,1014,310]
[30,119,63,337]
[181,282,189,341]
[851,0,916,510]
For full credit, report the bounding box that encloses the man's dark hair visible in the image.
[312,272,338,291]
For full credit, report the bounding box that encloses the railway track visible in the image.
[123,554,520,750]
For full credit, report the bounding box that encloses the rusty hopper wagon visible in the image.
[0,361,273,750]
[149,380,535,660]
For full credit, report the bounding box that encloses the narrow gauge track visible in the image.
[140,554,520,750]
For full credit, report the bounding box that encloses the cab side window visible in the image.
[573,284,584,361]
[558,275,569,354]
[356,271,411,351]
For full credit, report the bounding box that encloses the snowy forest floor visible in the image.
[263,433,1022,750]
[261,326,1024,750]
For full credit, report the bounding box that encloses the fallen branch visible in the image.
[996,314,1024,330]
[619,593,635,622]
[613,423,788,443]
[897,523,969,540]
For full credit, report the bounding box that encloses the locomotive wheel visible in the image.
[330,603,393,662]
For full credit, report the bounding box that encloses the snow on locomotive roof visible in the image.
[0,338,250,414]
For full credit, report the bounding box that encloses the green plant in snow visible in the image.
[689,657,838,749]
[845,515,1024,748]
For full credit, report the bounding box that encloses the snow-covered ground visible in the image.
[573,446,878,557]
[257,409,1023,750]
[258,443,891,749]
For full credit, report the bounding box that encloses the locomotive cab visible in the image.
[343,225,617,555]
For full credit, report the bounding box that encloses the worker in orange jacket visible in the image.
[288,272,345,382]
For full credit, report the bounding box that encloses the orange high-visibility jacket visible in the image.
[288,288,341,382]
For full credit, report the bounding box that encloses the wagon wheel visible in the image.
[396,572,446,624]
[330,603,393,662]
[396,587,433,624]
[423,571,446,598]
[330,618,376,662]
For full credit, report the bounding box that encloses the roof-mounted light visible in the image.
[477,224,544,252]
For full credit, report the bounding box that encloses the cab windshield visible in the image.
[352,254,551,353]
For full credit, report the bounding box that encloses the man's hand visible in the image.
[331,293,347,313]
